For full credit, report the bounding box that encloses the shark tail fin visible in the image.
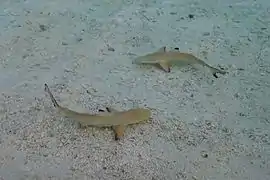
[210,67,227,78]
[44,84,60,108]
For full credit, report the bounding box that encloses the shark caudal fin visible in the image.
[44,84,60,108]
[209,67,227,78]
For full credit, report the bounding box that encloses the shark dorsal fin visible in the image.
[98,107,119,115]
[157,46,166,53]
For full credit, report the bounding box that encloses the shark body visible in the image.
[133,46,226,78]
[44,84,151,140]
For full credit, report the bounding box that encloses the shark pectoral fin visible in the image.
[157,46,166,52]
[113,125,125,140]
[78,122,87,129]
[159,61,171,72]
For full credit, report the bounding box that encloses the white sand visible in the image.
[0,0,269,179]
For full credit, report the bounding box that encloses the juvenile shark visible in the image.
[133,46,227,78]
[44,83,151,140]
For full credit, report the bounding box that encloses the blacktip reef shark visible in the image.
[132,46,227,78]
[44,83,151,140]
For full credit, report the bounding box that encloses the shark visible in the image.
[132,46,227,78]
[44,83,151,140]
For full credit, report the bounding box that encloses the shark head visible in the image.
[132,46,167,64]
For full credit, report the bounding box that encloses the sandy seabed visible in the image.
[0,0,269,179]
